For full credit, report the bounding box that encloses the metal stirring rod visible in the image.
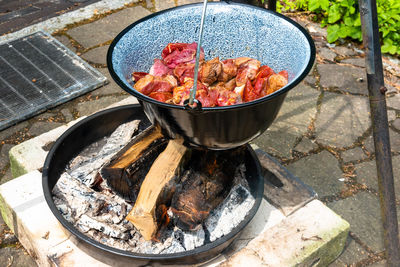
[188,0,208,106]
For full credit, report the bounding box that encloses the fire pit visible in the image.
[42,104,264,265]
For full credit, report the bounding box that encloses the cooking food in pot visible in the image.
[131,42,288,107]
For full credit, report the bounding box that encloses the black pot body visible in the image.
[141,91,287,149]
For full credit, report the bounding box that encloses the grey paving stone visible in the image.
[82,45,109,65]
[341,57,365,68]
[90,68,125,96]
[286,150,345,197]
[318,64,367,94]
[75,95,129,117]
[393,118,400,131]
[318,47,336,61]
[178,0,204,4]
[327,191,384,252]
[28,122,64,137]
[363,135,374,153]
[306,22,327,37]
[355,156,400,197]
[146,0,154,9]
[0,144,13,170]
[390,128,400,152]
[388,109,396,121]
[334,46,357,56]
[0,167,12,185]
[315,92,371,148]
[293,137,318,153]
[0,247,37,267]
[303,74,316,85]
[328,236,369,266]
[341,147,368,162]
[154,0,175,11]
[54,34,77,53]
[67,6,151,48]
[0,121,29,142]
[60,108,74,122]
[35,112,57,121]
[370,260,387,266]
[253,83,320,158]
[387,93,400,110]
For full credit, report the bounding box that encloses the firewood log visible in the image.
[126,139,189,240]
[100,126,166,201]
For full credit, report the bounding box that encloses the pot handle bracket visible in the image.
[183,98,203,112]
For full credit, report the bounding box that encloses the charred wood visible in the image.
[100,125,166,201]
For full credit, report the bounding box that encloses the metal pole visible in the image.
[358,0,400,265]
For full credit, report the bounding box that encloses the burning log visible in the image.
[126,139,189,240]
[169,150,237,231]
[100,126,166,201]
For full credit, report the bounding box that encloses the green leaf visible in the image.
[353,15,361,26]
[344,16,354,26]
[349,27,362,40]
[309,0,321,11]
[327,24,340,43]
[338,25,352,38]
[328,5,342,23]
[320,0,330,11]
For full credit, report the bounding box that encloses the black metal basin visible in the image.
[42,104,264,264]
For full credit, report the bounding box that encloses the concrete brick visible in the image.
[222,200,350,267]
[0,171,70,267]
[9,119,85,178]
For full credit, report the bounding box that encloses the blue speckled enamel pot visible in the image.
[107,2,315,150]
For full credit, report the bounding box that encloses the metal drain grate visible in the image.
[0,31,107,131]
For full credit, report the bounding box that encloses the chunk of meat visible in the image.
[131,72,148,82]
[243,80,259,102]
[172,79,216,107]
[149,59,172,77]
[218,59,237,82]
[148,91,173,102]
[133,74,177,95]
[254,65,275,81]
[268,73,288,92]
[234,57,252,67]
[278,70,289,80]
[261,73,288,96]
[199,57,222,85]
[217,90,242,106]
[173,62,195,84]
[236,59,261,86]
[162,42,204,69]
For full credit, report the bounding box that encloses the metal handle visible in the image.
[187,0,208,108]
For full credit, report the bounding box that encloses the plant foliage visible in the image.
[273,0,400,56]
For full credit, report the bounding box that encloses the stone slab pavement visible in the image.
[1,0,400,266]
